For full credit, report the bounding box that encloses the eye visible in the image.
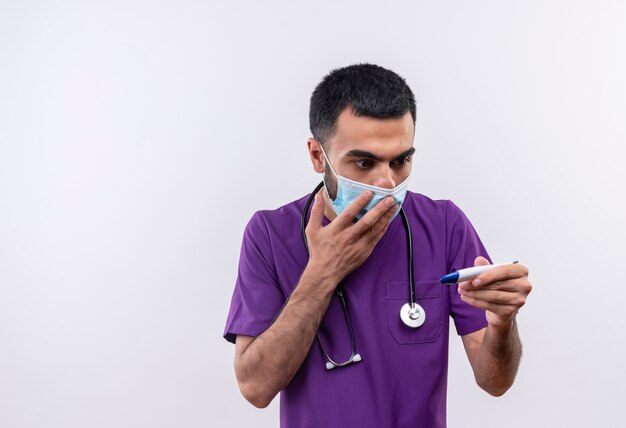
[355,159,375,169]
[392,156,412,168]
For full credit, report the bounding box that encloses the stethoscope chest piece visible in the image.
[400,302,426,328]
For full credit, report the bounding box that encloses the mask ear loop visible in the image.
[319,144,339,179]
[318,143,340,206]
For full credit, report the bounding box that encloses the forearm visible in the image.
[473,320,522,396]
[235,263,338,407]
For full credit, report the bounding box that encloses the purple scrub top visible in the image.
[224,191,490,428]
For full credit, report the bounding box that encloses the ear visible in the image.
[307,138,325,173]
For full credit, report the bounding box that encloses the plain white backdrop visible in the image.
[1,1,625,427]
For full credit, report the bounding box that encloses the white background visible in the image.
[1,1,625,427]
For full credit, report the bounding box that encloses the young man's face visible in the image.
[309,109,415,201]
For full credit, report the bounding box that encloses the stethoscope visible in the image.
[301,182,426,370]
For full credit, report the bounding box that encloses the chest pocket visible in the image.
[386,280,445,344]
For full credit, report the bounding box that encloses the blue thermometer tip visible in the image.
[439,272,460,284]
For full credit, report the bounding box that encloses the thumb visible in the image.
[307,192,324,232]
[474,256,490,267]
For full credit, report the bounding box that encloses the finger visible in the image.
[458,295,520,318]
[455,257,489,290]
[367,205,398,244]
[332,191,374,228]
[371,199,399,227]
[458,288,527,306]
[471,263,529,288]
[457,280,470,290]
[461,277,531,293]
[352,196,397,235]
[306,192,324,232]
[474,256,490,267]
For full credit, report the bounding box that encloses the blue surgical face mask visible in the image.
[320,146,410,221]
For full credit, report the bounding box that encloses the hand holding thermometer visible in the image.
[439,261,519,284]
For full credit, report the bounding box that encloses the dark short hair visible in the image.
[309,63,416,146]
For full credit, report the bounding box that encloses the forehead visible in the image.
[328,109,415,156]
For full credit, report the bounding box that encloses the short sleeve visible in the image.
[223,212,286,344]
[445,201,491,336]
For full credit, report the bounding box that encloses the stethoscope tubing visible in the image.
[301,182,416,312]
[300,182,423,368]
[399,203,416,308]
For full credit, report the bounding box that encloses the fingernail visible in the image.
[472,279,482,287]
[364,191,373,200]
[385,197,394,207]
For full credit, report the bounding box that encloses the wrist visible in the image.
[292,263,340,300]
[486,309,518,328]
[305,260,343,284]
[487,316,516,334]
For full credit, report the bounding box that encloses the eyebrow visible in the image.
[344,147,416,162]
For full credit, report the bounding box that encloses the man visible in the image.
[224,63,532,427]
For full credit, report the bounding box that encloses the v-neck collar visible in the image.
[336,214,402,301]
